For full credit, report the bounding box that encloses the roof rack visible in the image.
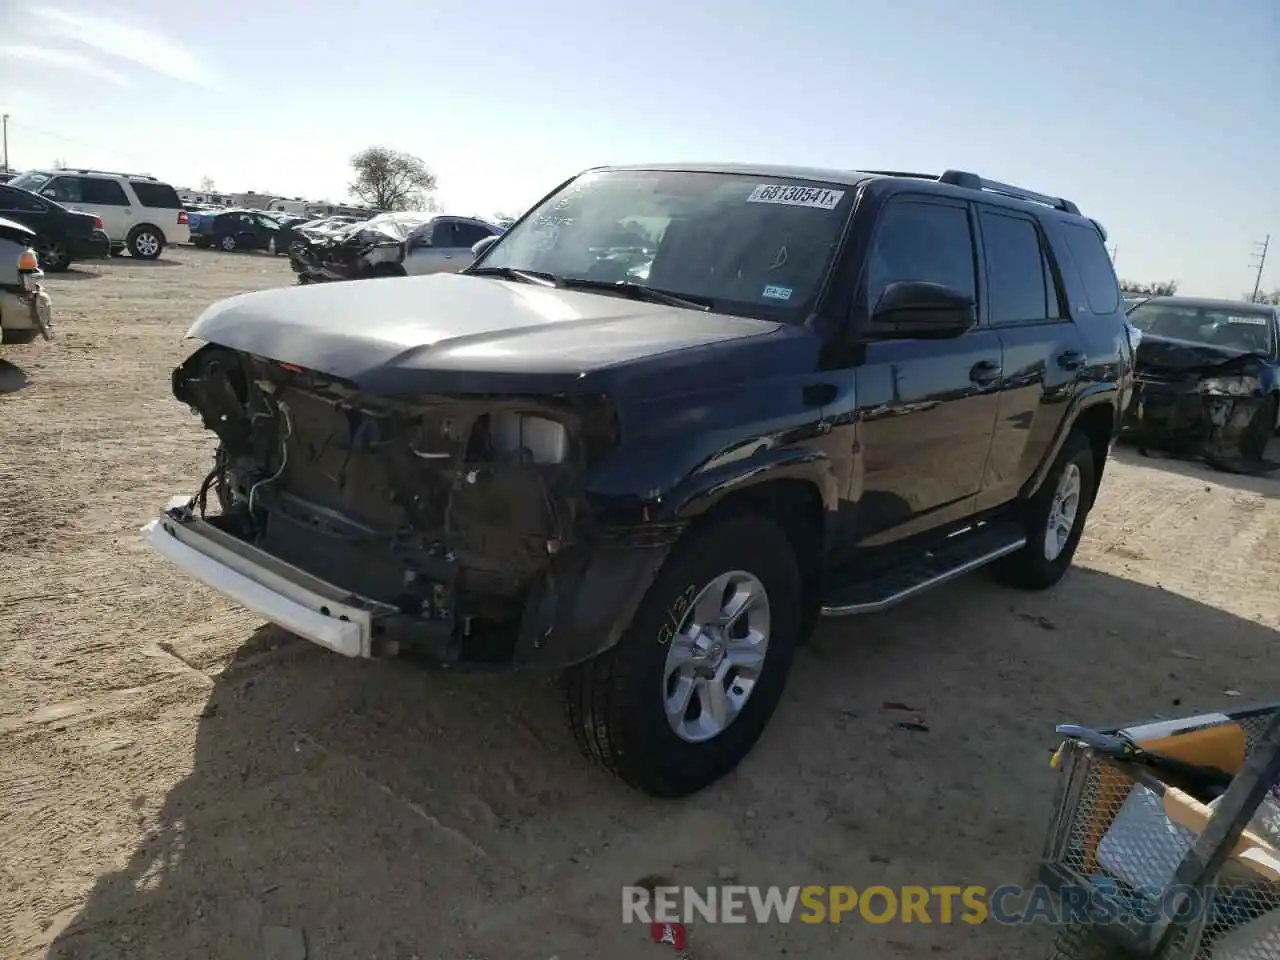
[59,167,158,181]
[938,170,1079,214]
[863,168,1079,215]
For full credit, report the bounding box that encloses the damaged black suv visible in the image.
[145,164,1133,797]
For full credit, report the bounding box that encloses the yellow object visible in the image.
[17,248,38,271]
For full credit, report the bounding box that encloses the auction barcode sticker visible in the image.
[746,184,845,210]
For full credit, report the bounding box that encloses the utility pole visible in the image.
[1109,245,1119,267]
[2,114,8,173]
[1249,235,1270,302]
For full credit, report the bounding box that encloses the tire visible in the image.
[128,226,164,260]
[35,237,70,272]
[990,429,1096,591]
[219,234,237,252]
[562,515,803,797]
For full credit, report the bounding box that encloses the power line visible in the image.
[1249,235,1270,302]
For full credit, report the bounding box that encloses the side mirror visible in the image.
[869,281,976,339]
[472,235,499,258]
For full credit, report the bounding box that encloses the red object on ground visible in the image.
[651,921,687,950]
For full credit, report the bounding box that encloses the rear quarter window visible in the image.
[130,182,183,208]
[1060,221,1120,314]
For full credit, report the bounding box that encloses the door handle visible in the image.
[1056,350,1085,371]
[969,360,1002,385]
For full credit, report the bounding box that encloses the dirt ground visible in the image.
[1,247,1278,960]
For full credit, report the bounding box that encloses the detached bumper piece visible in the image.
[142,497,375,658]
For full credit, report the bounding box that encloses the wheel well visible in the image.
[1072,403,1115,496]
[688,478,825,603]
[130,223,167,244]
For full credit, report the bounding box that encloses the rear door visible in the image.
[974,206,1088,511]
[0,185,54,239]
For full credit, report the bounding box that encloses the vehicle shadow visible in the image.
[1112,441,1280,499]
[48,267,101,282]
[109,257,181,268]
[41,569,1280,959]
[0,357,30,394]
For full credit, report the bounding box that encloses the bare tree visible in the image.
[1243,288,1280,305]
[1120,279,1179,296]
[199,175,216,193]
[52,157,68,169]
[349,147,438,211]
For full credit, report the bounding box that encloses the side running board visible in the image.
[820,521,1026,617]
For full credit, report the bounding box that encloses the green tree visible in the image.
[349,147,438,211]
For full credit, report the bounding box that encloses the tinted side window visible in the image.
[430,220,458,247]
[980,210,1053,324]
[1061,222,1120,314]
[44,177,83,204]
[0,186,46,213]
[867,200,976,307]
[130,181,183,208]
[453,222,493,248]
[81,177,130,205]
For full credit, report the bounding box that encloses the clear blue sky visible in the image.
[1,0,1276,296]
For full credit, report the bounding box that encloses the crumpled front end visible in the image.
[1125,350,1276,472]
[147,345,673,667]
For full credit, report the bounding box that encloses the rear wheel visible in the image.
[35,237,70,272]
[128,226,164,260]
[562,515,802,797]
[990,429,1096,591]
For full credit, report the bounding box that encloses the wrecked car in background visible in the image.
[0,217,53,344]
[1124,296,1280,472]
[290,213,502,283]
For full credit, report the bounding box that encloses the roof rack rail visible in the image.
[60,167,158,181]
[937,169,1079,214]
[859,170,938,181]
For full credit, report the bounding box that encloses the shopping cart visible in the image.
[1039,702,1280,959]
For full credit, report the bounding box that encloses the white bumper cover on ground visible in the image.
[141,498,372,657]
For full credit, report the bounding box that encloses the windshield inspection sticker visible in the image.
[1226,315,1269,325]
[746,184,845,210]
[762,285,794,301]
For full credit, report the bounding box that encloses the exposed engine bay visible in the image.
[1125,347,1278,475]
[171,346,620,660]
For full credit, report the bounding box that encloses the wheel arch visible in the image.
[129,222,168,244]
[1023,389,1117,503]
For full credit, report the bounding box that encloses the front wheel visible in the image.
[990,429,1096,591]
[562,515,802,797]
[219,234,238,252]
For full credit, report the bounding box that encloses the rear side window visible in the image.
[1061,222,1120,314]
[980,210,1058,323]
[0,186,46,213]
[866,200,976,306]
[81,177,130,205]
[431,220,458,247]
[453,221,494,247]
[130,181,183,208]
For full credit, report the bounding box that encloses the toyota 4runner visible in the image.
[143,164,1134,797]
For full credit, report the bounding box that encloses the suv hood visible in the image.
[186,272,783,395]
